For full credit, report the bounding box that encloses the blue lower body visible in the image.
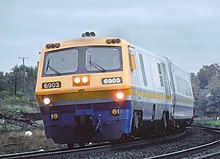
[39,100,132,144]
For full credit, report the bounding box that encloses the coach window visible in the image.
[175,75,192,97]
[139,54,148,86]
[157,63,164,87]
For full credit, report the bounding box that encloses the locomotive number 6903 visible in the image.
[102,77,122,85]
[42,81,61,89]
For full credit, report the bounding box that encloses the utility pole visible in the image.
[10,75,22,105]
[18,57,29,68]
[18,57,29,96]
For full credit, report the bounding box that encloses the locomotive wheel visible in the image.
[110,139,120,145]
[161,112,168,135]
[131,111,142,137]
[155,112,168,136]
[67,143,74,149]
[79,142,85,147]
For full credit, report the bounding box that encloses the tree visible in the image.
[0,71,6,91]
[197,63,220,89]
[206,75,220,108]
[191,73,200,107]
[0,65,37,105]
[192,64,220,113]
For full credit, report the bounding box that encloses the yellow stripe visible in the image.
[37,89,131,103]
[131,89,167,100]
[53,90,113,101]
[36,88,169,103]
[37,87,192,104]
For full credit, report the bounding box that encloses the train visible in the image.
[35,32,194,148]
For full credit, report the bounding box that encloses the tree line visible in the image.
[0,65,37,106]
[191,63,220,113]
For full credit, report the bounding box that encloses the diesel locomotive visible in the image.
[35,32,194,148]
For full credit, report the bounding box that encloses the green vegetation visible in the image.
[0,130,63,155]
[0,104,42,133]
[194,119,220,127]
[191,63,220,115]
[0,65,37,107]
[2,105,38,114]
[1,124,22,132]
[206,120,220,127]
[0,65,60,155]
[34,120,44,127]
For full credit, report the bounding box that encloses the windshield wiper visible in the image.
[46,59,62,75]
[89,60,106,72]
[89,53,106,72]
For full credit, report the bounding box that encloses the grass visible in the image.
[0,130,64,155]
[205,120,220,127]
[0,105,63,155]
[0,104,42,133]
[194,119,220,127]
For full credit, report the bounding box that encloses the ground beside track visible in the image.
[50,127,220,159]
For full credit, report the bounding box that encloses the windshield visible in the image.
[43,49,78,76]
[42,46,122,76]
[86,47,121,72]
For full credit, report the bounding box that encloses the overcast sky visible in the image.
[1,0,220,73]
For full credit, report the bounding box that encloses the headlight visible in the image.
[73,75,90,86]
[43,97,51,105]
[82,76,89,83]
[116,91,124,100]
[74,77,81,84]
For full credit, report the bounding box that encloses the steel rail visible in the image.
[0,131,185,159]
[195,151,220,159]
[147,125,220,159]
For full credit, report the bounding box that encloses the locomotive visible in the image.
[35,32,194,148]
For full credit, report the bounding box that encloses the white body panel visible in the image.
[129,45,194,121]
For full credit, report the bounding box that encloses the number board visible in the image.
[102,77,123,85]
[42,81,61,89]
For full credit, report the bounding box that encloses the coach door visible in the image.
[161,62,171,101]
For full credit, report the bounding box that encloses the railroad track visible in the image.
[1,125,219,159]
[147,125,220,159]
[0,131,185,159]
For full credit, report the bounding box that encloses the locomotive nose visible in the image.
[74,108,98,132]
[75,115,94,130]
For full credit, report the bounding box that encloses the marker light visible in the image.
[106,39,112,44]
[51,112,59,120]
[55,43,60,48]
[116,92,124,100]
[116,39,121,43]
[106,39,121,44]
[111,39,116,44]
[43,97,51,105]
[82,76,89,83]
[46,44,51,49]
[74,77,81,84]
[112,108,120,115]
[51,44,55,48]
